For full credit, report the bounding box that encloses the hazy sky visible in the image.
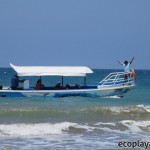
[0,0,150,69]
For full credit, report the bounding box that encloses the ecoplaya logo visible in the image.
[118,140,150,149]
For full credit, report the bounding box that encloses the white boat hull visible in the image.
[0,84,135,98]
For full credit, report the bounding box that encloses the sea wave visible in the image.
[77,105,150,118]
[0,105,150,125]
[0,120,149,136]
[96,105,150,113]
[0,122,77,136]
[95,120,150,133]
[0,105,150,114]
[0,120,149,150]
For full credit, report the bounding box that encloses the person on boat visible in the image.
[65,84,71,89]
[54,81,62,90]
[11,74,25,90]
[118,56,135,79]
[75,84,80,89]
[118,56,135,73]
[35,79,45,90]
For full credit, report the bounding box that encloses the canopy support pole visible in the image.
[84,76,86,87]
[62,76,64,87]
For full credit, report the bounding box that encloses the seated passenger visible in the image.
[54,82,62,90]
[65,84,71,89]
[35,79,45,90]
[11,74,25,90]
[75,84,80,89]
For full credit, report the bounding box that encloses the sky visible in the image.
[0,0,150,69]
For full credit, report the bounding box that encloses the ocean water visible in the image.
[0,68,150,150]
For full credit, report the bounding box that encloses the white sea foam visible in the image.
[102,105,150,113]
[101,106,131,113]
[103,95,121,99]
[94,120,150,135]
[0,122,77,136]
[120,120,150,132]
[121,120,142,132]
[95,122,116,126]
[136,104,150,112]
[0,121,149,150]
[0,122,100,137]
[0,120,149,137]
[73,124,95,132]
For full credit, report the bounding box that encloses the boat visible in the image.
[0,63,136,98]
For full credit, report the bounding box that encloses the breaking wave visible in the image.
[0,105,150,124]
[0,120,149,136]
[0,122,76,136]
[0,120,149,150]
[0,104,150,114]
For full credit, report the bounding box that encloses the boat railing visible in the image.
[99,71,135,86]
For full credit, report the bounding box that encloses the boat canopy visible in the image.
[10,63,93,77]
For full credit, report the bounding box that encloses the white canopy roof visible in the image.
[10,63,93,76]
